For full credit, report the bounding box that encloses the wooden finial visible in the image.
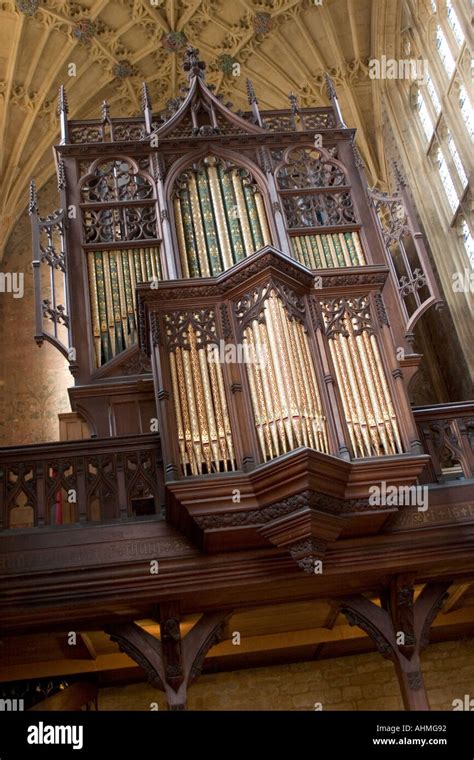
[288,91,299,115]
[57,85,69,115]
[28,179,38,215]
[323,72,346,127]
[182,46,206,80]
[57,160,66,191]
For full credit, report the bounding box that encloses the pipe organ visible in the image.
[30,46,441,481]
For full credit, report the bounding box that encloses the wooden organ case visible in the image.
[31,48,443,568]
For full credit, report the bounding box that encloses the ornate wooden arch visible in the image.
[165,147,277,279]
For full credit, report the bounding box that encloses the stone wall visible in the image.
[98,638,474,711]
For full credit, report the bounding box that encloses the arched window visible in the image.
[446,0,464,46]
[172,154,271,278]
[432,145,459,212]
[415,87,435,140]
[435,25,456,78]
[407,1,471,267]
[457,82,474,139]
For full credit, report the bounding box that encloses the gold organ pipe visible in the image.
[231,171,254,255]
[169,353,188,469]
[338,234,352,267]
[114,251,129,349]
[243,292,328,461]
[181,344,204,474]
[247,326,274,458]
[188,175,211,277]
[328,339,360,456]
[254,193,272,246]
[102,253,116,357]
[175,348,198,474]
[87,252,101,367]
[244,332,269,459]
[369,334,403,452]
[352,232,366,265]
[252,319,281,456]
[207,347,229,470]
[128,250,137,308]
[344,317,381,454]
[198,348,220,467]
[354,332,390,454]
[257,321,283,455]
[254,308,289,453]
[188,328,212,471]
[270,294,299,448]
[174,201,191,278]
[207,165,233,271]
[213,351,236,468]
[276,297,304,447]
[337,333,372,455]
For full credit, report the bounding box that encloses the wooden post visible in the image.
[340,578,450,711]
[106,608,230,710]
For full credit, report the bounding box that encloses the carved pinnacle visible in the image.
[141,82,152,112]
[28,179,38,215]
[246,78,258,105]
[57,85,68,115]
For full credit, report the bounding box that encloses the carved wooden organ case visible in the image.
[31,48,442,565]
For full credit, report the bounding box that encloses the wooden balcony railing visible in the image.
[413,402,474,484]
[0,434,163,531]
[0,404,471,531]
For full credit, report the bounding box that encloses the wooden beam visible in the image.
[443,583,471,613]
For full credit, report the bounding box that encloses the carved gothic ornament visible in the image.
[193,489,369,530]
[320,296,375,339]
[340,606,394,659]
[107,624,165,691]
[275,145,348,191]
[289,538,328,574]
[80,157,155,203]
[233,279,307,335]
[163,308,217,351]
[317,270,388,289]
[374,292,390,327]
[369,189,410,245]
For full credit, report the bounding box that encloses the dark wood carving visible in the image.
[106,609,230,709]
[340,579,451,711]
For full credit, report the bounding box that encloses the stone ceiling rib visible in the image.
[347,0,361,61]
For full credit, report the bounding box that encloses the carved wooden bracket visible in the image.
[340,578,451,711]
[257,500,347,574]
[106,607,230,710]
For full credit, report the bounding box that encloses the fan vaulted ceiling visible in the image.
[0,0,400,258]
